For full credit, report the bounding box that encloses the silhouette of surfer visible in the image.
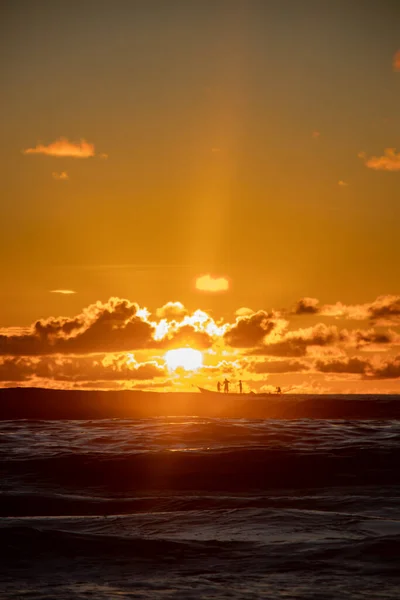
[217,381,221,393]
[223,378,230,394]
[238,380,243,394]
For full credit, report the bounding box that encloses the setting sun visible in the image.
[164,348,203,371]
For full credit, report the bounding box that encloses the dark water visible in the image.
[1,413,400,598]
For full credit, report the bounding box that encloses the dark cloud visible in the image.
[368,296,400,324]
[315,357,369,375]
[250,324,344,357]
[250,341,308,357]
[0,298,155,356]
[315,355,400,379]
[224,311,282,348]
[249,359,308,374]
[0,354,166,384]
[292,297,320,315]
[349,329,395,347]
[366,355,400,380]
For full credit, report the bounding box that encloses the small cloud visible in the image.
[393,50,400,72]
[359,148,400,171]
[292,297,320,315]
[195,274,229,292]
[52,171,69,181]
[99,153,108,160]
[50,289,76,295]
[23,137,95,158]
[156,301,187,320]
[235,307,254,317]
[312,131,321,139]
[338,180,348,187]
[211,147,221,153]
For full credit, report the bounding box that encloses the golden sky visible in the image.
[0,1,399,393]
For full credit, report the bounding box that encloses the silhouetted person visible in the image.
[223,378,230,394]
[239,380,243,394]
[276,386,282,394]
[217,381,221,393]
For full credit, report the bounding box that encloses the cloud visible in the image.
[292,297,320,315]
[393,50,400,72]
[1,295,399,390]
[367,295,400,324]
[338,180,348,186]
[0,299,223,357]
[295,295,400,326]
[224,311,286,348]
[347,328,399,348]
[322,295,400,325]
[23,138,95,158]
[0,297,155,356]
[195,274,229,292]
[158,324,212,350]
[315,357,369,375]
[52,171,69,181]
[251,323,345,357]
[156,301,187,320]
[315,353,400,379]
[367,355,400,379]
[0,354,166,384]
[249,359,308,374]
[360,148,400,171]
[50,289,76,295]
[235,307,254,317]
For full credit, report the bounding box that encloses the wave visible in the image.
[2,514,400,571]
[1,444,400,511]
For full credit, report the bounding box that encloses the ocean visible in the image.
[1,395,400,598]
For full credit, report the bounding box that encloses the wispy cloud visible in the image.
[23,137,95,158]
[393,50,400,72]
[52,171,69,181]
[322,295,400,325]
[338,180,348,187]
[50,289,76,295]
[294,295,400,326]
[195,274,229,292]
[359,148,400,171]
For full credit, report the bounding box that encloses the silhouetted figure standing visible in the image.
[217,381,221,393]
[223,378,230,394]
[238,380,243,394]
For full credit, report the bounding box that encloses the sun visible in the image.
[164,348,203,371]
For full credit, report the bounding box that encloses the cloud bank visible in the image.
[0,294,398,390]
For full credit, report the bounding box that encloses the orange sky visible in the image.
[0,1,399,393]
